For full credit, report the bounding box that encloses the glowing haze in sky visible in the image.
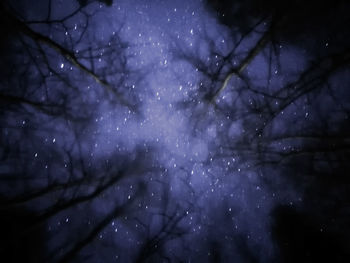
[1,0,350,262]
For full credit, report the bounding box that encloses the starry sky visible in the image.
[1,0,350,262]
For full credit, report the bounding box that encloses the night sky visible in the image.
[1,0,350,262]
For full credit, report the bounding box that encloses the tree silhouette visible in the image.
[1,0,350,262]
[173,0,350,261]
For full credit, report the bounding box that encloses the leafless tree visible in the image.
[0,1,164,262]
[173,0,350,261]
[1,0,350,262]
